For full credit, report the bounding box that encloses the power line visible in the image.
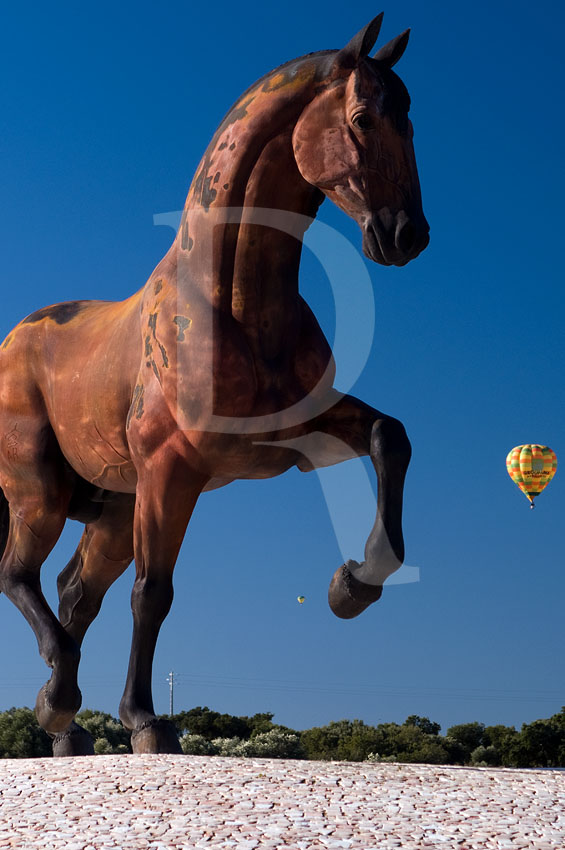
[0,670,561,705]
[168,674,564,704]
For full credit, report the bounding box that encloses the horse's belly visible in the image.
[46,369,138,493]
[55,423,138,493]
[73,449,137,493]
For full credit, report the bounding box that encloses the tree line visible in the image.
[1,705,564,768]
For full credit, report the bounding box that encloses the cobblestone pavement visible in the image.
[0,755,563,849]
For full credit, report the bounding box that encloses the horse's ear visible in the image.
[373,29,410,68]
[334,13,384,70]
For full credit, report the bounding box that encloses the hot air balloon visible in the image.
[297,596,305,604]
[506,445,557,508]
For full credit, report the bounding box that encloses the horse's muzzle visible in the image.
[362,210,430,266]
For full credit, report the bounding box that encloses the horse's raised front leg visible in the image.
[119,443,208,754]
[305,393,411,618]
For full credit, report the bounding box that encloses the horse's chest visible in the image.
[203,314,333,416]
[217,342,333,418]
[148,305,334,436]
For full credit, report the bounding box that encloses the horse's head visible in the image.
[293,14,429,266]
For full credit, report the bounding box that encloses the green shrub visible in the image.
[242,728,305,759]
[470,745,500,767]
[212,737,247,756]
[76,710,131,754]
[180,734,218,755]
[0,707,51,758]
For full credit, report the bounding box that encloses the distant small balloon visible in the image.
[297,596,305,604]
[506,444,557,508]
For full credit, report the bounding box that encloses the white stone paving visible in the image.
[0,755,563,849]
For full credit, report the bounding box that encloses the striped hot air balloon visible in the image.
[506,445,557,508]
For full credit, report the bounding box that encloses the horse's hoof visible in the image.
[52,722,95,757]
[35,681,82,735]
[131,718,182,754]
[328,560,383,619]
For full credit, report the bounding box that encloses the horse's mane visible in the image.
[211,50,338,144]
[232,49,338,106]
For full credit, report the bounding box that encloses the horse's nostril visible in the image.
[395,219,416,254]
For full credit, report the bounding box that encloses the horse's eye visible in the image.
[352,113,374,132]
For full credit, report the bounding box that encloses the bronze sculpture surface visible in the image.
[0,14,429,755]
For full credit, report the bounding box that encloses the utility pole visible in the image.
[166,670,175,717]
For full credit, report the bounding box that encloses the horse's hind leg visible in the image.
[0,476,82,736]
[58,493,135,646]
[52,494,135,756]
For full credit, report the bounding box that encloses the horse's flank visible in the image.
[0,296,141,492]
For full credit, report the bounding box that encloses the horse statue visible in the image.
[0,13,429,756]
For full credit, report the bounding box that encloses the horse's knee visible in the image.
[0,562,40,599]
[131,575,174,626]
[370,417,411,468]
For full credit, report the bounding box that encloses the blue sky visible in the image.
[0,0,563,734]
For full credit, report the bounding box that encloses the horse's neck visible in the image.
[166,91,323,358]
[231,132,322,352]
